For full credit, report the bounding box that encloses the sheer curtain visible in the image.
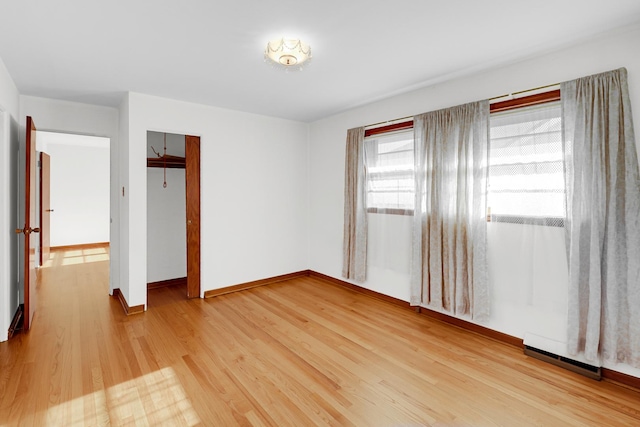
[342,127,367,282]
[364,130,414,294]
[562,68,640,367]
[411,101,490,320]
[488,102,564,226]
[488,102,569,346]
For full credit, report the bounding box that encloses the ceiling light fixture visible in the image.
[264,38,311,70]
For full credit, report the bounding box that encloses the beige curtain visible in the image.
[411,101,489,320]
[562,68,640,367]
[342,127,367,282]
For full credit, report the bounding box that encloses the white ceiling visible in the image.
[1,1,640,122]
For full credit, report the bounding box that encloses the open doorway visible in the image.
[36,132,110,254]
[8,115,113,339]
[146,131,200,301]
[34,131,111,302]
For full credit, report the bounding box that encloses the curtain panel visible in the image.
[411,101,490,320]
[342,127,368,282]
[562,68,640,367]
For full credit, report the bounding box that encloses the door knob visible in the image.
[46,209,54,212]
[15,227,40,235]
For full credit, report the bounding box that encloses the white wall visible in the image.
[0,57,20,342]
[147,167,186,283]
[38,132,110,246]
[121,92,309,308]
[20,96,119,292]
[308,24,640,378]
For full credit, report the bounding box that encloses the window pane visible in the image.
[365,130,414,211]
[489,102,564,222]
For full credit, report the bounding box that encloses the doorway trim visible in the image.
[145,132,201,300]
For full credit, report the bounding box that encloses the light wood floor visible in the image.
[1,248,639,426]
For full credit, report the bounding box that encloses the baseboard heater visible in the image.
[524,345,602,380]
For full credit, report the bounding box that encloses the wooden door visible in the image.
[185,136,200,298]
[40,152,51,265]
[17,116,39,331]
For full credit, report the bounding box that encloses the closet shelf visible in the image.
[147,154,185,169]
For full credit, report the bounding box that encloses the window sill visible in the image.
[488,214,564,228]
[367,208,414,216]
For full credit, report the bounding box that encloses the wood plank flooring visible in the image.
[1,247,639,426]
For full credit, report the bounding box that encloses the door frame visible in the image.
[185,135,201,298]
[145,131,201,300]
[21,116,38,332]
[39,152,51,265]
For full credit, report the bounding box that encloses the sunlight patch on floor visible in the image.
[42,247,111,268]
[82,247,108,255]
[22,367,200,426]
[107,367,200,425]
[41,259,55,268]
[63,249,84,257]
[61,254,110,266]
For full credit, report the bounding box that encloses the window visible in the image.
[364,129,414,214]
[488,99,565,226]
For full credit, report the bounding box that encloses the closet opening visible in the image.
[146,131,200,301]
